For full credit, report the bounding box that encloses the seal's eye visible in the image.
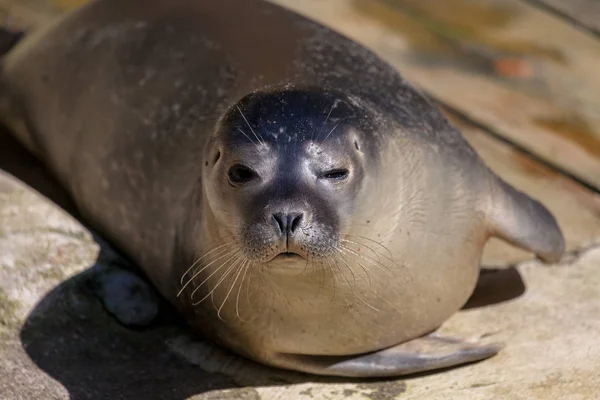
[228,164,257,184]
[322,169,349,181]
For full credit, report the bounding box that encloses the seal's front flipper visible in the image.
[274,334,503,378]
[488,178,565,264]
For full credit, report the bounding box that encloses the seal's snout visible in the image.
[270,209,308,255]
[271,212,303,236]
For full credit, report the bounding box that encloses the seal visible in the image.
[0,0,564,377]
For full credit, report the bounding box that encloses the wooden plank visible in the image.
[527,0,600,35]
[271,0,600,191]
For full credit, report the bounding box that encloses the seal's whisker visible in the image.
[178,247,240,296]
[341,246,395,275]
[188,251,242,301]
[187,247,239,281]
[331,253,379,312]
[235,259,252,322]
[341,236,395,264]
[340,238,384,263]
[305,254,318,280]
[200,233,238,244]
[246,261,267,312]
[328,258,356,308]
[338,261,380,312]
[235,222,253,231]
[209,254,245,308]
[191,252,244,305]
[340,237,399,273]
[302,257,321,293]
[357,235,395,261]
[217,256,249,320]
[245,259,255,309]
[343,234,395,261]
[318,116,349,145]
[236,128,258,146]
[334,250,360,290]
[236,105,264,145]
[336,247,372,289]
[339,244,396,273]
[339,243,384,267]
[180,242,234,285]
[321,123,340,144]
[317,257,329,294]
[323,259,339,302]
[188,252,242,300]
[314,102,335,141]
[331,257,361,310]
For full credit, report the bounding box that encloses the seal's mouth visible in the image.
[271,251,305,261]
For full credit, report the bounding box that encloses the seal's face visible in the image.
[204,87,372,266]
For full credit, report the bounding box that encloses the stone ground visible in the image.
[1,0,600,399]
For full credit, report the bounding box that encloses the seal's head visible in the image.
[203,86,380,268]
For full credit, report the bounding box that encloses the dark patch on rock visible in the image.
[192,387,261,400]
[358,380,408,400]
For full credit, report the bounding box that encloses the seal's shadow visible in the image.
[1,125,526,398]
[464,265,526,310]
[19,269,241,399]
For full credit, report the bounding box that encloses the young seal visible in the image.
[0,0,564,377]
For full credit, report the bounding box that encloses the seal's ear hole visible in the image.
[212,150,221,166]
[354,140,361,151]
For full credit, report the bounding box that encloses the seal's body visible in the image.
[0,0,564,377]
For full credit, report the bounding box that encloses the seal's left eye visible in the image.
[228,164,257,184]
[322,169,349,180]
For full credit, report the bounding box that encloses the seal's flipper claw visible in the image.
[90,263,160,327]
[275,333,503,378]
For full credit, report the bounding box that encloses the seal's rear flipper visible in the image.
[488,178,565,264]
[272,334,502,378]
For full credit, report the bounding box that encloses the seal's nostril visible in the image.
[271,212,303,235]
[289,213,303,233]
[272,213,285,234]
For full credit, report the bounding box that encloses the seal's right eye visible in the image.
[322,168,350,181]
[228,164,257,185]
